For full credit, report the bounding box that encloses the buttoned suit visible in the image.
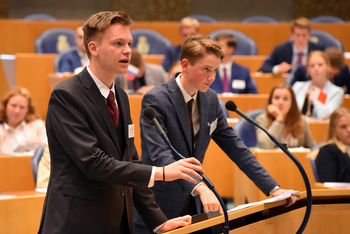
[38,68,167,233]
[210,62,258,94]
[134,74,278,232]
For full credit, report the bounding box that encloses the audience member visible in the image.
[292,47,350,94]
[38,11,205,234]
[256,83,315,149]
[259,17,325,83]
[211,33,258,94]
[115,48,167,94]
[0,86,47,155]
[161,17,200,72]
[36,144,50,189]
[58,25,89,74]
[167,60,182,80]
[293,51,343,119]
[308,107,350,182]
[134,34,297,233]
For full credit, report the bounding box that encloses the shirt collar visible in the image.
[4,121,25,131]
[293,43,308,55]
[77,49,87,59]
[175,74,198,103]
[220,60,232,70]
[87,66,115,99]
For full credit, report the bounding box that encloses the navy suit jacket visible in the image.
[161,45,182,72]
[211,62,258,94]
[259,41,325,73]
[134,74,278,225]
[59,49,82,73]
[292,64,350,94]
[39,68,167,233]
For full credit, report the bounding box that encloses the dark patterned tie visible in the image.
[187,99,194,153]
[107,91,119,129]
[297,52,304,67]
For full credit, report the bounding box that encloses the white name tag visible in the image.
[232,80,246,89]
[209,118,218,135]
[128,124,134,138]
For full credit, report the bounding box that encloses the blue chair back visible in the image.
[131,29,171,55]
[310,15,344,23]
[309,158,320,182]
[185,14,217,23]
[31,145,46,184]
[35,28,76,53]
[54,46,79,73]
[241,15,277,23]
[233,109,264,147]
[22,13,57,21]
[208,29,258,55]
[310,29,344,51]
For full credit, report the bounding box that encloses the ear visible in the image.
[88,41,98,57]
[230,46,235,55]
[181,59,190,73]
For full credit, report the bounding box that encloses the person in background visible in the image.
[259,17,325,84]
[36,144,50,189]
[308,107,350,182]
[292,47,350,94]
[58,25,89,74]
[0,86,47,155]
[161,17,200,72]
[256,83,315,149]
[211,33,258,94]
[115,48,167,94]
[134,34,297,234]
[167,60,182,80]
[292,51,344,119]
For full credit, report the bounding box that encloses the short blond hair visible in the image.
[291,17,311,32]
[180,17,200,31]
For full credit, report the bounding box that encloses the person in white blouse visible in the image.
[0,86,47,154]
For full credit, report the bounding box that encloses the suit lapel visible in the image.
[114,84,129,153]
[80,69,122,158]
[193,92,209,157]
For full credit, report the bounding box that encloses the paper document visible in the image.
[228,190,300,213]
[324,182,350,188]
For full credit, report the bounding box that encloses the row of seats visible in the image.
[35,27,344,56]
[22,13,346,23]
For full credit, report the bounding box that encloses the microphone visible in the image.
[143,106,229,234]
[225,100,312,234]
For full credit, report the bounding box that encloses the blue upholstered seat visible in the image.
[130,29,171,55]
[35,28,76,53]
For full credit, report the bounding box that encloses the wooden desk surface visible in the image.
[0,155,36,192]
[0,191,45,234]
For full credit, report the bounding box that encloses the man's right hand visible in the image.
[155,158,204,184]
[277,62,292,74]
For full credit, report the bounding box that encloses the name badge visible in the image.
[128,124,134,138]
[232,80,246,89]
[209,118,218,135]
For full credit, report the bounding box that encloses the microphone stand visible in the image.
[160,135,230,234]
[238,116,312,234]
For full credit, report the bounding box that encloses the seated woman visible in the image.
[308,107,350,182]
[292,50,344,119]
[0,87,47,154]
[256,83,315,149]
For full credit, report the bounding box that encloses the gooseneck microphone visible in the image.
[144,107,229,234]
[225,100,312,234]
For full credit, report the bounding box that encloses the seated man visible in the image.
[259,17,325,83]
[115,48,167,94]
[161,17,200,72]
[57,25,89,73]
[211,33,258,94]
[292,47,350,94]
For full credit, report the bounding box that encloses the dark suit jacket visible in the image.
[316,144,350,182]
[210,62,258,94]
[134,74,278,225]
[259,41,325,73]
[291,64,350,94]
[38,68,167,233]
[59,49,82,73]
[161,45,182,72]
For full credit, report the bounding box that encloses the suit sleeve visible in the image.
[316,145,339,182]
[244,68,258,94]
[59,54,74,73]
[259,48,281,73]
[161,47,174,72]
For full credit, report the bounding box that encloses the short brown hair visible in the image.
[179,17,200,31]
[83,11,132,58]
[0,86,41,123]
[130,48,143,68]
[327,107,350,140]
[266,83,303,138]
[215,33,236,48]
[181,34,224,65]
[325,47,344,70]
[291,17,311,32]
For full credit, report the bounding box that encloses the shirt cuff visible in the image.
[272,65,279,74]
[153,223,165,233]
[148,166,156,188]
[191,182,203,196]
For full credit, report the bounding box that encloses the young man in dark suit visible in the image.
[259,17,325,83]
[134,34,297,233]
[38,11,205,234]
[211,33,258,94]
